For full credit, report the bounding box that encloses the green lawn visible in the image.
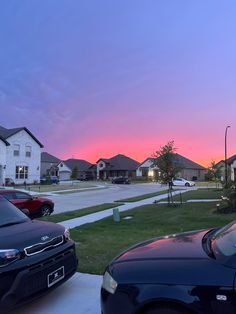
[115,190,169,202]
[72,200,236,275]
[40,203,123,223]
[17,182,97,192]
[171,188,223,202]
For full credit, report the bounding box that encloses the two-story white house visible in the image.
[0,126,43,185]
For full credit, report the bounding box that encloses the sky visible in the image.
[0,0,236,166]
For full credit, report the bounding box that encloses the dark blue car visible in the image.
[101,221,236,314]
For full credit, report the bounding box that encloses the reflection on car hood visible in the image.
[0,220,64,250]
[115,230,209,262]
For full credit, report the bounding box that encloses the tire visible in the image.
[185,183,190,187]
[145,305,188,314]
[40,204,52,216]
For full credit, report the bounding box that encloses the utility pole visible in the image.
[225,125,231,188]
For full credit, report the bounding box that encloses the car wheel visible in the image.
[145,305,188,314]
[40,205,52,216]
[185,183,190,187]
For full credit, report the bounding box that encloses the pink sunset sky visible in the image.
[0,1,235,167]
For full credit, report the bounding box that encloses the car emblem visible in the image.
[41,235,50,241]
[216,295,227,301]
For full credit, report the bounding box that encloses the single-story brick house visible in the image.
[97,154,140,180]
[136,153,206,181]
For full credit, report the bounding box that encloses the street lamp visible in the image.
[225,125,231,188]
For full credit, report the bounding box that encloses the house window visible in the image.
[13,144,20,156]
[25,146,31,157]
[15,166,28,179]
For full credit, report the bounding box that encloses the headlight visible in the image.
[0,249,20,267]
[64,228,71,241]
[102,271,118,294]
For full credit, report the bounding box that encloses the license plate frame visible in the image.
[47,266,65,287]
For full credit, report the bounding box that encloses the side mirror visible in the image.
[21,208,30,217]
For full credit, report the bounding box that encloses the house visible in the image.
[96,154,140,180]
[136,153,206,181]
[0,125,43,185]
[216,155,236,182]
[57,159,96,181]
[41,152,61,178]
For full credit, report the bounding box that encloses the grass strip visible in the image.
[54,187,107,195]
[39,203,123,223]
[115,189,169,202]
[170,188,223,202]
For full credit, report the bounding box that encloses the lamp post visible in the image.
[225,125,231,188]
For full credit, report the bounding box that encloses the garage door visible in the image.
[59,171,71,181]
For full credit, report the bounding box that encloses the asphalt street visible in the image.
[50,182,167,214]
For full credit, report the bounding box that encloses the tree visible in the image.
[205,161,221,183]
[153,141,182,184]
[71,166,78,180]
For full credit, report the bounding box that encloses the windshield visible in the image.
[211,221,236,258]
[0,197,29,227]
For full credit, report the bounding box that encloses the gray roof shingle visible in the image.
[0,125,43,148]
[64,159,94,172]
[97,154,140,171]
[41,152,61,163]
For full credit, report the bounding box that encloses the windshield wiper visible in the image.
[202,229,216,259]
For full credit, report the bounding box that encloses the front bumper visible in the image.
[0,244,78,313]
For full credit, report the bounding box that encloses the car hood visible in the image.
[110,229,236,286]
[33,196,53,202]
[115,229,209,263]
[0,220,65,250]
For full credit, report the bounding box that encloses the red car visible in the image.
[0,189,54,218]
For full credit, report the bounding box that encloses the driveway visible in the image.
[12,273,102,314]
[50,182,167,214]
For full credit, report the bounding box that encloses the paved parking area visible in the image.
[12,273,102,314]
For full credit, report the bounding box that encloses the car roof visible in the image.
[0,189,26,193]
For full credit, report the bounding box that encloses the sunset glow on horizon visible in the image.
[0,0,235,168]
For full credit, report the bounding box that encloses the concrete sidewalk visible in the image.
[59,189,190,229]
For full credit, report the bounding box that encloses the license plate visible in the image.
[47,266,65,287]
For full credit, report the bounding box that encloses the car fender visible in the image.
[136,284,197,311]
[135,283,234,314]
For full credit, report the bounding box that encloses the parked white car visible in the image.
[172,178,195,187]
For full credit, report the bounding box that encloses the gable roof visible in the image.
[227,154,236,165]
[41,152,61,163]
[64,159,93,172]
[215,154,236,167]
[140,154,205,170]
[97,154,140,171]
[0,125,43,148]
[0,135,10,146]
[172,153,205,170]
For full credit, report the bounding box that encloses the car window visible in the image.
[0,198,29,227]
[1,192,15,201]
[15,192,32,200]
[212,221,236,257]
